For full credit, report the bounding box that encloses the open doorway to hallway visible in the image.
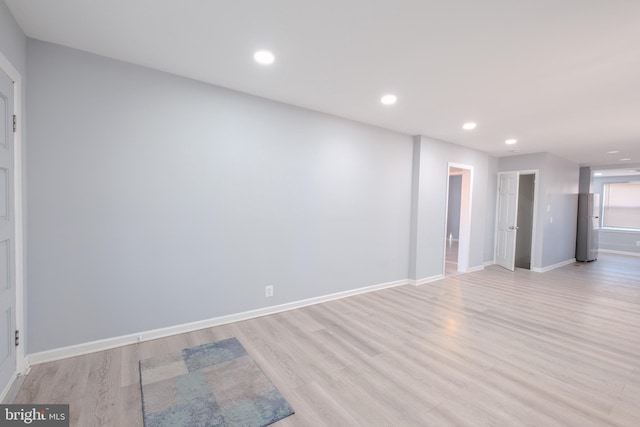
[515,173,535,269]
[444,164,472,276]
[446,172,461,275]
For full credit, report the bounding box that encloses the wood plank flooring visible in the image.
[13,254,640,426]
[445,239,459,276]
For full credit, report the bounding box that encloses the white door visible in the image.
[0,69,16,391]
[496,172,519,271]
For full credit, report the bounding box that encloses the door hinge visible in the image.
[13,115,17,133]
[15,330,19,347]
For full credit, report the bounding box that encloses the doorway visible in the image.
[515,174,535,269]
[444,164,472,276]
[495,170,537,271]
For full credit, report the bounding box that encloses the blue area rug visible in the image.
[139,337,294,427]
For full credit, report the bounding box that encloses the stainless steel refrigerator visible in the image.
[576,193,599,262]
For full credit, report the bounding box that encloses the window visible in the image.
[602,182,640,229]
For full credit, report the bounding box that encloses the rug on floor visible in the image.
[139,337,295,427]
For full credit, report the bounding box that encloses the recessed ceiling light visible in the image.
[463,122,477,130]
[620,158,632,161]
[380,94,397,105]
[594,172,603,176]
[254,50,275,65]
[505,139,517,145]
[607,150,620,154]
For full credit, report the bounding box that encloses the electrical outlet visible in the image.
[636,240,640,247]
[265,285,274,297]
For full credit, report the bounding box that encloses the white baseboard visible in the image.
[407,264,485,285]
[598,249,640,257]
[531,258,576,273]
[408,274,444,286]
[483,260,495,267]
[26,278,410,366]
[466,265,485,273]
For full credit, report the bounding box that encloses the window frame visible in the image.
[601,181,640,231]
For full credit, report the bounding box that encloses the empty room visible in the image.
[0,0,638,426]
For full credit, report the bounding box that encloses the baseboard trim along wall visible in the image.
[598,249,640,257]
[23,258,562,368]
[26,278,409,367]
[408,274,444,286]
[408,264,485,285]
[531,258,576,273]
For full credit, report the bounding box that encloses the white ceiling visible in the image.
[6,0,640,167]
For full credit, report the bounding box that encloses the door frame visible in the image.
[443,163,473,274]
[0,50,26,398]
[494,169,539,270]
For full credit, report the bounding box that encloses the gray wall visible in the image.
[579,166,592,194]
[26,40,415,353]
[499,152,580,269]
[0,1,26,75]
[446,175,462,240]
[410,136,496,280]
[593,175,640,254]
[599,230,640,254]
[484,156,499,263]
[542,154,580,266]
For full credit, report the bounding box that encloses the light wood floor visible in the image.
[445,239,459,276]
[13,254,640,426]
